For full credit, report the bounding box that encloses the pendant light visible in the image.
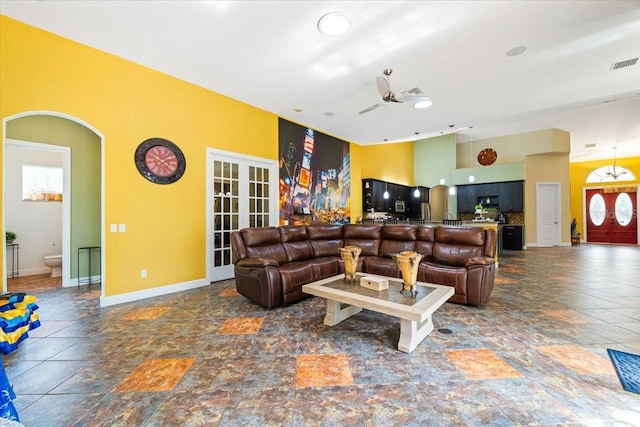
[383,182,389,199]
[439,132,445,185]
[468,126,475,183]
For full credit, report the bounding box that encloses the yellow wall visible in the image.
[569,156,640,237]
[1,16,277,296]
[359,142,414,185]
[1,16,406,297]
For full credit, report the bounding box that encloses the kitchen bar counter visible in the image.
[361,219,499,230]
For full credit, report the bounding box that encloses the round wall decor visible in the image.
[134,137,186,184]
[477,148,498,166]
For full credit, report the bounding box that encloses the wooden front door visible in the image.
[586,188,637,244]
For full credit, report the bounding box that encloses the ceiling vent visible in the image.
[611,58,638,70]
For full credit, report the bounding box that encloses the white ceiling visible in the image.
[2,0,639,162]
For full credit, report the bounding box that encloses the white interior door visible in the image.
[207,149,278,282]
[536,182,561,246]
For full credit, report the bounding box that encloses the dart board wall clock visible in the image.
[477,148,498,166]
[134,138,186,184]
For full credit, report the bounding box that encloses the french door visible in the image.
[586,188,637,244]
[207,149,278,282]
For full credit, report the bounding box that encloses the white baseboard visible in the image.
[99,278,209,307]
[16,267,50,277]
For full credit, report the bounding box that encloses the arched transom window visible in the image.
[586,165,636,183]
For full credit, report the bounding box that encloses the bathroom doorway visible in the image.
[4,139,70,291]
[2,112,104,293]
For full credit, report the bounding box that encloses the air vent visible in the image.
[611,58,638,70]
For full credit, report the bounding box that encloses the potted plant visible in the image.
[5,231,16,244]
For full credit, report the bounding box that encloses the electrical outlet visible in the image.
[141,269,147,278]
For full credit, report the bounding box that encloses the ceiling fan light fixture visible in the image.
[317,12,350,36]
[413,100,433,109]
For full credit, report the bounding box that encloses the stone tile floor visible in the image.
[3,244,640,426]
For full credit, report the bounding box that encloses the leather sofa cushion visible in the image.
[420,261,468,296]
[279,261,316,297]
[379,225,417,258]
[311,257,340,279]
[415,226,436,258]
[306,224,343,240]
[311,240,342,258]
[307,224,343,257]
[279,225,314,262]
[343,224,381,256]
[242,228,288,265]
[283,240,314,262]
[364,257,400,278]
[432,227,486,267]
[279,225,309,242]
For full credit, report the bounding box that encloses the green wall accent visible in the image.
[452,162,525,185]
[414,133,456,187]
[6,115,101,279]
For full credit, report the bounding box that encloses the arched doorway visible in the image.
[2,111,104,293]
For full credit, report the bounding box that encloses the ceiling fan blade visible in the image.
[401,87,424,96]
[397,95,431,102]
[376,75,390,97]
[359,102,387,115]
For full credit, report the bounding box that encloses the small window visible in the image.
[22,165,63,202]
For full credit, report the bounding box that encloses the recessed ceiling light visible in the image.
[294,108,302,112]
[413,100,433,109]
[317,12,351,36]
[324,112,334,117]
[506,46,527,57]
[585,143,596,148]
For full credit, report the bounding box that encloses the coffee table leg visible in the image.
[324,299,362,326]
[398,316,434,353]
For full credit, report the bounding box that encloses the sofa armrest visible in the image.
[465,256,495,268]
[236,257,279,268]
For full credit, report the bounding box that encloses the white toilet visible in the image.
[44,255,62,277]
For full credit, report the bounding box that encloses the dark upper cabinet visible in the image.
[457,181,524,214]
[363,179,428,217]
[475,183,499,196]
[362,179,385,212]
[362,179,398,213]
[456,185,477,213]
[499,181,524,212]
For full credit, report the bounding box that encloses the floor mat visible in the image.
[607,348,640,394]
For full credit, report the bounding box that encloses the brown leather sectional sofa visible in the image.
[230,223,497,308]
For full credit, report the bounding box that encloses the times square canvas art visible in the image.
[279,118,351,225]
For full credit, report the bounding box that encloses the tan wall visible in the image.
[524,153,572,245]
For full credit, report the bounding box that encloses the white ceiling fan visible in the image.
[605,147,628,180]
[359,69,432,115]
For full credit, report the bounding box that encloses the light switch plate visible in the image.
[118,224,126,233]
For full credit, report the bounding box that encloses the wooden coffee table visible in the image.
[302,273,454,353]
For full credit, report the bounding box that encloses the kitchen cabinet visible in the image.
[499,181,524,212]
[456,185,477,213]
[363,180,428,218]
[362,179,405,214]
[457,181,524,214]
[363,179,386,212]
[476,183,499,197]
[475,183,500,209]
